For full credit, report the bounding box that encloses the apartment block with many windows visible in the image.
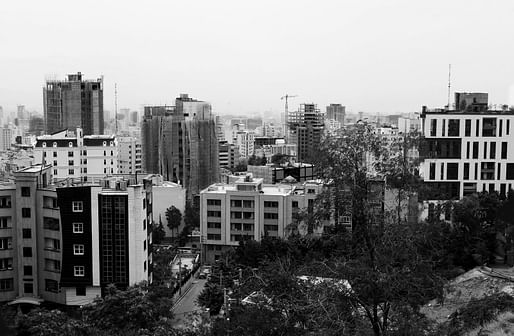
[200,175,326,263]
[420,92,514,218]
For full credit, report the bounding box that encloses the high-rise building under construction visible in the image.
[141,94,219,198]
[288,103,324,162]
[43,72,103,135]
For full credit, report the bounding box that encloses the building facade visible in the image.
[0,166,151,305]
[200,175,327,263]
[141,95,219,198]
[44,72,104,135]
[288,104,324,162]
[34,128,118,182]
[420,92,514,218]
[117,137,142,175]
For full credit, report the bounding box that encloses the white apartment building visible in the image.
[34,128,118,182]
[200,175,326,263]
[235,131,255,158]
[420,92,514,218]
[117,136,142,175]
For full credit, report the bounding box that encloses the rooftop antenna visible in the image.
[447,64,451,110]
[115,83,118,135]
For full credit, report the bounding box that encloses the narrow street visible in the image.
[172,278,207,328]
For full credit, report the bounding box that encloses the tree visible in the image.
[152,216,166,245]
[197,282,225,315]
[270,153,289,165]
[166,206,182,239]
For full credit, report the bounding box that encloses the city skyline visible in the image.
[1,0,514,117]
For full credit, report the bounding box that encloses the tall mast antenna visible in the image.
[115,83,118,134]
[447,64,451,110]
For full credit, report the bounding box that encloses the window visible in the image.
[472,142,479,159]
[442,119,446,136]
[476,119,480,137]
[21,187,30,197]
[24,283,33,294]
[68,151,74,157]
[500,120,503,137]
[464,163,470,180]
[342,216,351,224]
[243,200,253,208]
[45,259,60,272]
[230,200,242,207]
[475,163,478,180]
[482,118,497,137]
[69,169,74,175]
[264,225,278,232]
[243,223,253,231]
[502,142,508,159]
[243,212,254,219]
[507,164,514,180]
[207,211,221,217]
[498,163,502,180]
[53,151,57,157]
[466,142,470,159]
[429,162,435,180]
[54,169,57,176]
[22,208,31,218]
[292,201,298,208]
[143,240,146,250]
[307,189,316,194]
[45,279,59,293]
[72,201,83,212]
[0,217,10,229]
[74,266,85,277]
[23,247,32,257]
[0,278,13,291]
[53,160,57,166]
[43,217,60,231]
[207,222,221,229]
[448,119,459,136]
[22,228,31,239]
[207,234,221,240]
[0,238,12,250]
[0,197,11,208]
[490,142,496,159]
[264,201,279,208]
[264,213,279,219]
[73,244,84,255]
[44,238,60,251]
[463,183,477,196]
[230,211,242,219]
[207,199,221,206]
[484,142,488,159]
[73,223,84,233]
[430,119,437,136]
[440,163,444,180]
[68,160,74,166]
[24,265,32,276]
[465,119,471,136]
[0,258,13,270]
[76,286,86,296]
[231,223,242,231]
[481,162,495,180]
[508,119,511,135]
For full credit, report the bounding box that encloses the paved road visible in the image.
[172,278,207,327]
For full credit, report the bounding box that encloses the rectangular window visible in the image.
[0,278,13,291]
[207,234,221,240]
[230,200,242,207]
[466,142,470,159]
[0,217,10,229]
[264,201,279,208]
[23,247,32,257]
[68,160,74,166]
[464,163,470,180]
[243,223,253,231]
[502,142,508,159]
[207,211,221,217]
[508,119,511,135]
[243,200,254,208]
[21,187,30,197]
[442,119,446,136]
[292,201,298,208]
[22,228,31,239]
[207,199,221,206]
[68,151,74,157]
[0,197,11,208]
[501,184,507,197]
[53,160,57,166]
[45,279,59,293]
[440,163,444,180]
[264,213,279,219]
[430,119,437,136]
[0,258,13,270]
[490,142,496,159]
[43,217,60,231]
[22,208,31,218]
[230,211,242,219]
[24,283,33,294]
[45,259,60,272]
[508,164,514,180]
[68,169,74,175]
[475,163,478,180]
[73,244,85,255]
[0,238,12,250]
[498,163,502,180]
[264,225,279,232]
[44,238,60,251]
[465,119,471,136]
[446,163,458,180]
[207,222,221,229]
[24,265,32,276]
[429,162,435,180]
[243,212,254,219]
[500,120,503,137]
[482,118,497,137]
[448,119,459,136]
[473,142,479,159]
[74,266,85,277]
[481,162,495,180]
[72,201,83,212]
[484,142,488,159]
[476,119,480,137]
[231,223,242,231]
[53,151,57,157]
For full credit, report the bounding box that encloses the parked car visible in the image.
[198,265,212,279]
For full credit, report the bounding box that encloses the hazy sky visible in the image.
[1,0,514,117]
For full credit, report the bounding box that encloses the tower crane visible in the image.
[280,94,298,142]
